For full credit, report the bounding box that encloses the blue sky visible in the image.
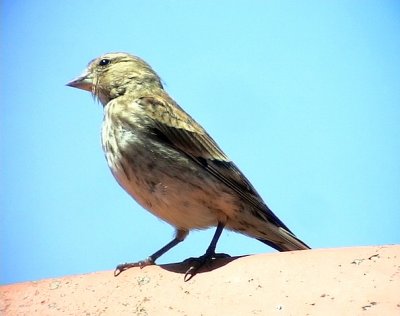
[1,1,399,284]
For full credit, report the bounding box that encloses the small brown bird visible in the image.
[67,52,310,280]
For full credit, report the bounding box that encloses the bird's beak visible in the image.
[66,70,94,92]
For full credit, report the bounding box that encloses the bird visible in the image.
[67,52,310,281]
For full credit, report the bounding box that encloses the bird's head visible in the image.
[66,52,163,105]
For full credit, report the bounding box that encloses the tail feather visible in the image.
[258,227,310,251]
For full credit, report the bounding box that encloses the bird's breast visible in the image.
[100,110,239,229]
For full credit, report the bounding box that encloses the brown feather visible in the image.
[137,95,294,232]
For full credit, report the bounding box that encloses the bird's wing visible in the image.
[137,95,228,161]
[137,96,291,231]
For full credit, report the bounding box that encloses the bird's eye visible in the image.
[99,59,110,66]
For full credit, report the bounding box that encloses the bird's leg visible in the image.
[114,229,188,276]
[184,222,230,281]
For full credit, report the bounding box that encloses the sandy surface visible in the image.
[1,245,399,315]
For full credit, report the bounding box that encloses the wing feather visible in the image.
[137,96,292,231]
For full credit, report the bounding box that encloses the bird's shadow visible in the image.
[159,254,248,277]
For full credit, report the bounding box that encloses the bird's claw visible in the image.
[183,252,230,282]
[114,257,155,276]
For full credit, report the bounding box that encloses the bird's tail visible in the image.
[257,227,310,252]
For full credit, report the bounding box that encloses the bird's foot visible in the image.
[114,257,155,276]
[184,252,230,281]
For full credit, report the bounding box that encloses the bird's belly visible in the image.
[105,140,237,229]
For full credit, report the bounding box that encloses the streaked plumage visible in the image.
[67,52,310,280]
